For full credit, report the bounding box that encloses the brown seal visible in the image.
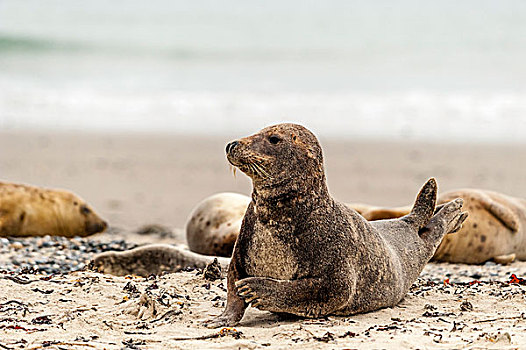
[348,189,526,264]
[0,181,107,237]
[203,123,467,327]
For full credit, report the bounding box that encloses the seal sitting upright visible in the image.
[205,123,467,328]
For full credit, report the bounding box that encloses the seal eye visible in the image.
[80,206,91,215]
[269,135,281,144]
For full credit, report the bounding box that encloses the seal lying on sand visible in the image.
[0,182,107,237]
[186,192,251,257]
[93,243,230,276]
[202,123,467,327]
[93,193,246,276]
[347,189,526,264]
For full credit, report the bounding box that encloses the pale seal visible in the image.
[0,182,107,237]
[203,123,467,327]
[186,188,526,265]
[186,192,250,257]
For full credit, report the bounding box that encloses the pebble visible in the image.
[9,242,24,250]
[418,260,522,284]
[0,235,137,274]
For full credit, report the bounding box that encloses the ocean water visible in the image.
[0,0,525,142]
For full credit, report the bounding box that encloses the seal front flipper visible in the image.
[203,201,256,328]
[235,276,351,318]
[492,253,516,265]
[476,192,520,232]
[402,178,437,230]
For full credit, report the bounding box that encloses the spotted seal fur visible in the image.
[0,181,107,237]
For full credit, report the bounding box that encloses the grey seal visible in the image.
[204,123,467,327]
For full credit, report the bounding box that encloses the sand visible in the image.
[1,130,526,349]
[1,263,525,349]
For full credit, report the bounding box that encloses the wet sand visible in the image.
[1,130,525,230]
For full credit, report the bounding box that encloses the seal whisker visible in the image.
[229,165,237,178]
[247,163,258,177]
[251,162,267,179]
[250,163,263,178]
[253,163,268,179]
[254,163,273,179]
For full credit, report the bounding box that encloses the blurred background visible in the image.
[1,1,525,230]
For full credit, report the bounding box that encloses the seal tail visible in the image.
[403,178,437,230]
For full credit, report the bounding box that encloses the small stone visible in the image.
[9,242,24,250]
[460,300,473,311]
[203,258,222,281]
[424,304,437,311]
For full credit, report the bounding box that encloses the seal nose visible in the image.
[226,141,239,154]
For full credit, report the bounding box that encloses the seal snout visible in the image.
[226,141,239,155]
[86,219,108,235]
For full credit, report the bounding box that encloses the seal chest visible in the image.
[245,221,298,280]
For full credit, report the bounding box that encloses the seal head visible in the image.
[226,123,328,223]
[0,182,107,237]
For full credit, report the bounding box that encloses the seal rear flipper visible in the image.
[402,178,437,230]
[419,199,467,255]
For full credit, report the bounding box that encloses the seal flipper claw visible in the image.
[419,198,466,255]
[449,211,468,233]
[403,178,437,230]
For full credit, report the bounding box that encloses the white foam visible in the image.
[1,86,525,143]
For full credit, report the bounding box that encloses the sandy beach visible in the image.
[2,1,526,348]
[1,262,525,349]
[1,130,526,349]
